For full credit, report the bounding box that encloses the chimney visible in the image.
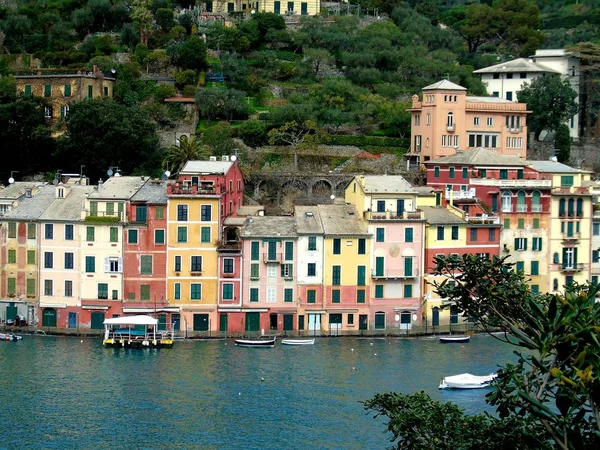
[25,188,32,198]
[98,178,103,189]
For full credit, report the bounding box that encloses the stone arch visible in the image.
[311,179,333,199]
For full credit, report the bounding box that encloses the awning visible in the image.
[394,307,420,312]
[39,302,67,309]
[82,305,110,310]
[122,307,180,313]
[181,308,215,312]
[326,309,359,313]
[305,310,326,314]
[0,299,28,304]
[275,310,297,314]
[104,315,158,326]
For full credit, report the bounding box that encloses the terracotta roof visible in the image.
[164,96,195,103]
[355,151,380,159]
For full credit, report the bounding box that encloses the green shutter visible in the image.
[88,85,93,99]
[307,290,315,303]
[155,206,164,219]
[251,242,260,260]
[285,241,293,260]
[405,228,413,242]
[7,278,16,295]
[357,266,365,286]
[404,257,413,276]
[531,261,539,276]
[403,284,413,298]
[434,167,440,178]
[110,227,118,242]
[374,285,383,298]
[155,230,165,244]
[140,255,153,275]
[26,278,35,295]
[27,223,36,239]
[8,249,16,264]
[174,283,181,300]
[44,84,51,97]
[332,290,340,303]
[201,226,211,243]
[250,263,259,279]
[375,257,384,277]
[64,84,71,97]
[140,285,151,300]
[250,288,259,302]
[27,250,35,265]
[357,289,365,303]
[24,85,31,96]
[86,226,95,241]
[284,288,293,302]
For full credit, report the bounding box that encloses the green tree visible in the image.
[367,254,600,450]
[167,36,208,71]
[239,120,268,148]
[517,75,579,140]
[0,75,16,103]
[567,42,600,141]
[130,0,154,46]
[268,120,329,170]
[194,88,248,121]
[554,124,571,164]
[303,48,333,80]
[163,135,210,175]
[56,98,159,182]
[201,122,236,157]
[155,8,174,32]
[154,84,176,102]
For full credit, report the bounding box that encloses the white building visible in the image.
[474,49,580,139]
[294,206,324,288]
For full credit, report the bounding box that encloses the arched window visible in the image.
[447,112,454,127]
[553,279,559,291]
[576,198,583,217]
[532,191,541,212]
[517,191,526,212]
[553,253,559,264]
[559,199,566,216]
[568,198,574,216]
[502,191,512,213]
[400,312,412,330]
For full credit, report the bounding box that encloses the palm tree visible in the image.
[163,135,211,175]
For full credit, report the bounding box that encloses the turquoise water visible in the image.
[0,335,515,449]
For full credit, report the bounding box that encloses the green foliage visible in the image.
[155,8,175,32]
[154,84,176,102]
[268,120,330,170]
[517,75,579,139]
[84,215,120,223]
[167,36,208,71]
[0,75,16,103]
[239,120,268,148]
[330,135,409,149]
[201,121,235,157]
[174,70,197,90]
[195,87,249,121]
[163,135,211,175]
[554,124,571,164]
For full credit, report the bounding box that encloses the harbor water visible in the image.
[0,334,515,449]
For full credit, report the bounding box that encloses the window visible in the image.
[251,242,260,260]
[515,238,528,251]
[414,114,420,126]
[502,191,512,212]
[65,224,73,240]
[506,91,513,101]
[447,112,454,127]
[516,261,524,273]
[174,283,181,300]
[174,255,182,272]
[24,84,31,96]
[531,261,539,276]
[128,229,138,244]
[27,250,35,265]
[190,284,202,300]
[426,113,431,125]
[154,229,165,244]
[358,238,366,254]
[307,263,316,276]
[85,256,95,273]
[138,284,149,301]
[64,252,74,269]
[7,278,16,295]
[595,223,600,236]
[201,205,212,221]
[44,280,53,296]
[267,287,276,303]
[357,290,365,304]
[331,290,341,303]
[86,226,95,242]
[44,84,51,97]
[561,176,574,187]
[376,228,385,242]
[332,266,341,285]
[87,85,93,99]
[437,226,444,240]
[44,252,53,269]
[141,255,153,275]
[274,1,280,14]
[348,314,354,325]
[594,250,600,263]
[470,228,478,241]
[191,256,202,272]
[64,84,71,97]
[449,167,455,179]
[374,285,384,299]
[376,200,385,212]
[404,257,413,277]
[306,290,316,303]
[468,133,498,148]
[27,223,36,239]
[462,167,468,179]
[404,227,414,243]
[285,242,294,260]
[357,266,366,286]
[177,205,188,221]
[487,117,493,126]
[45,106,53,119]
[474,117,480,126]
[434,167,440,178]
[404,284,413,298]
[98,283,109,299]
[248,288,259,302]
[489,228,496,241]
[223,284,234,300]
[108,257,120,273]
[155,206,164,219]
[64,280,72,297]
[224,258,234,274]
[250,263,259,279]
[7,222,16,238]
[177,226,187,243]
[333,238,341,254]
[281,263,293,279]
[532,237,542,251]
[451,226,459,240]
[45,224,54,239]
[308,236,317,250]
[109,227,118,243]
[518,218,525,229]
[287,1,294,12]
[200,226,211,243]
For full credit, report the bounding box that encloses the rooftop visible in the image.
[180,160,234,175]
[0,181,47,201]
[357,175,417,194]
[241,216,297,238]
[526,160,591,174]
[237,205,265,217]
[423,80,467,91]
[318,204,368,236]
[421,206,466,225]
[426,148,527,167]
[2,185,56,220]
[39,185,95,221]
[130,180,168,204]
[466,96,518,103]
[532,49,572,58]
[88,176,147,200]
[295,206,324,234]
[473,57,561,75]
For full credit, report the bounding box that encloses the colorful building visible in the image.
[407,80,530,167]
[345,175,426,331]
[196,1,320,16]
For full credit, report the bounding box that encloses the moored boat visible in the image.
[103,315,174,348]
[439,373,497,389]
[0,333,22,341]
[439,335,470,344]
[282,338,315,346]
[235,337,276,347]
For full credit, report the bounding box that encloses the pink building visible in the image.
[407,80,530,167]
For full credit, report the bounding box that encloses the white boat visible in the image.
[439,335,470,344]
[0,333,22,341]
[235,337,276,347]
[439,373,497,389]
[103,315,174,348]
[282,338,315,346]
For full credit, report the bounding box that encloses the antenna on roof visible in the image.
[8,170,19,184]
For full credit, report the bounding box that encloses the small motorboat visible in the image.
[235,337,276,348]
[439,335,470,344]
[0,333,23,342]
[439,373,497,389]
[282,338,315,346]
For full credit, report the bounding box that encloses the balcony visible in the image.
[222,273,235,278]
[168,183,217,196]
[562,232,581,243]
[559,263,584,273]
[446,124,455,132]
[470,179,552,188]
[263,253,282,263]
[190,271,203,276]
[531,205,543,213]
[365,210,424,221]
[84,211,122,223]
[465,215,500,225]
[502,205,513,213]
[372,269,419,279]
[508,128,522,134]
[217,240,241,254]
[415,144,422,153]
[516,205,527,213]
[446,189,476,200]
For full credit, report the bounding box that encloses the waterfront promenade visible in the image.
[1,334,514,449]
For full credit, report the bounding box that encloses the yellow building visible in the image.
[197,0,319,15]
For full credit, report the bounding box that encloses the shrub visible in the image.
[239,120,268,148]
[154,84,177,102]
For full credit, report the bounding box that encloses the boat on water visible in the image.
[103,315,174,348]
[282,338,315,346]
[439,335,470,344]
[0,333,22,341]
[235,337,276,348]
[439,373,497,389]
